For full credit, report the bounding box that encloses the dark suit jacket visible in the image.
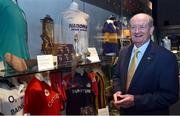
[112,41,179,115]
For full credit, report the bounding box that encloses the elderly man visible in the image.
[113,13,179,115]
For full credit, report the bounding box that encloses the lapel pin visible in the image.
[147,56,151,60]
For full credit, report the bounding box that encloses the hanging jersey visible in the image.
[102,19,119,55]
[59,9,89,55]
[0,0,30,62]
[66,88,95,115]
[95,72,107,109]
[50,72,67,102]
[0,80,26,115]
[63,72,96,115]
[102,19,119,43]
[87,71,98,96]
[24,72,66,115]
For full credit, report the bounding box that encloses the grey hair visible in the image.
[130,13,154,27]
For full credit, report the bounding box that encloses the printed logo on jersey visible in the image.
[11,103,24,115]
[7,96,24,115]
[48,93,60,107]
[8,96,17,103]
[69,23,87,31]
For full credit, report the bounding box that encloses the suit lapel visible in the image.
[128,41,156,91]
[122,45,133,91]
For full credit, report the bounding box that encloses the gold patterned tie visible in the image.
[126,49,139,90]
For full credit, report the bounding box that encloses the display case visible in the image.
[0,0,152,115]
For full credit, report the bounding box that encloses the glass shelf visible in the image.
[0,59,101,78]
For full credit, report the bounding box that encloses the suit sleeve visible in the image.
[112,50,123,93]
[133,52,179,111]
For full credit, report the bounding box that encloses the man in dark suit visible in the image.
[113,13,179,115]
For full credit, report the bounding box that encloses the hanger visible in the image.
[75,66,84,75]
[69,1,79,11]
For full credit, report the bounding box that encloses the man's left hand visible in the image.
[115,94,134,108]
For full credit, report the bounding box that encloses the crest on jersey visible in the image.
[44,89,50,96]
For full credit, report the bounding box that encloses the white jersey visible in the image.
[59,8,89,56]
[0,81,26,115]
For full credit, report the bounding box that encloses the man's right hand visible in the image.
[113,91,122,109]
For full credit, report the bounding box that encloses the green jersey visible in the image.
[0,0,30,60]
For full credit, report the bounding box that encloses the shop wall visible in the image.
[157,0,180,26]
[18,0,118,58]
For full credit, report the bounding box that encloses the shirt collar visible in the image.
[12,0,17,4]
[133,40,150,54]
[35,73,51,86]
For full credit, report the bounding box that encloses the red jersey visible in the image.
[23,73,66,115]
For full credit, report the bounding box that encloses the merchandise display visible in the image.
[62,69,107,115]
[62,72,96,115]
[0,0,164,115]
[0,0,31,114]
[59,1,89,58]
